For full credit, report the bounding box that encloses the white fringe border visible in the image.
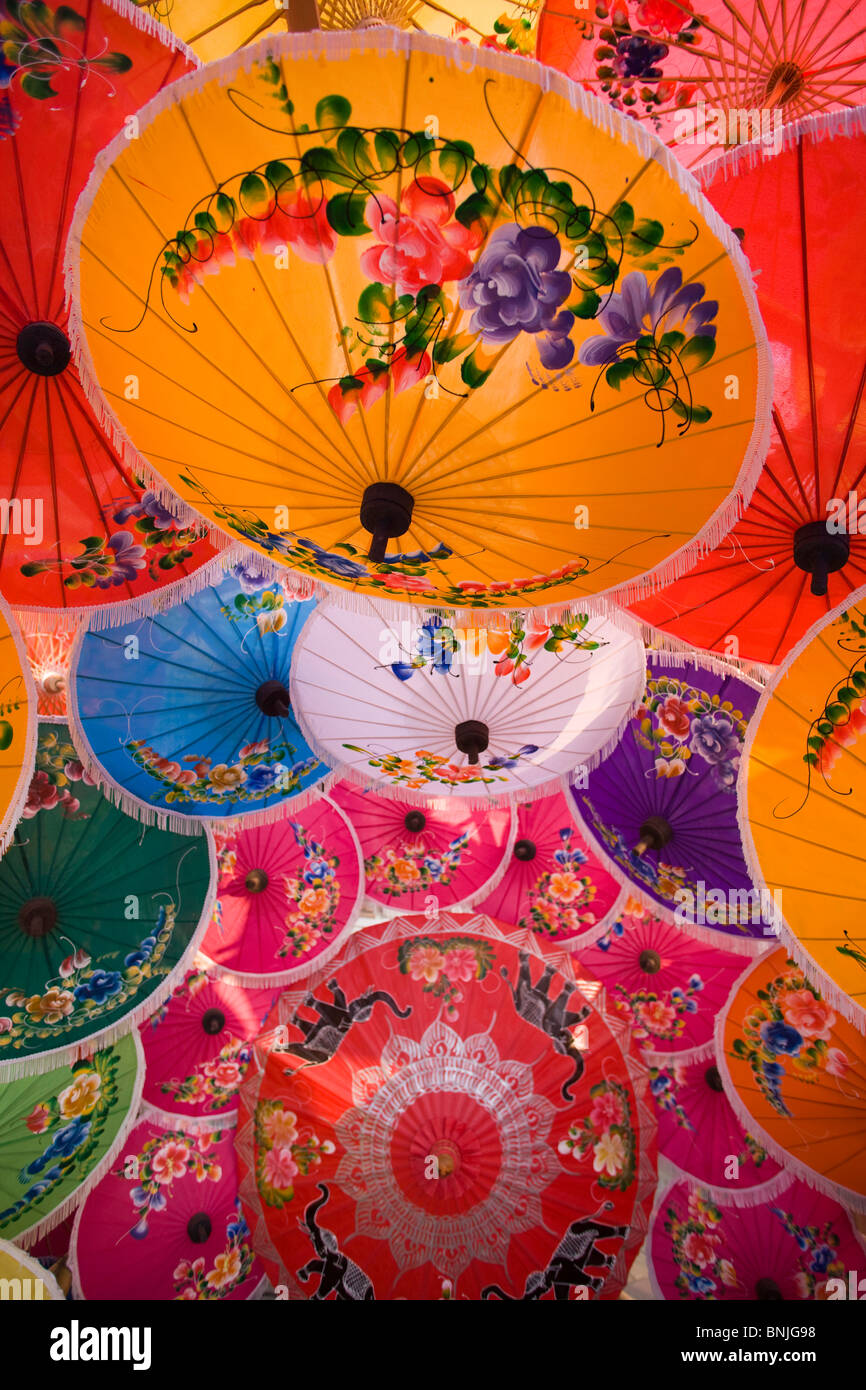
[697,104,866,188]
[736,583,866,1034]
[63,25,773,629]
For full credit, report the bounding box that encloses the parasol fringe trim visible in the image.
[0,830,219,1082]
[13,1030,147,1248]
[63,27,772,623]
[137,1099,238,1133]
[699,105,866,188]
[104,0,202,68]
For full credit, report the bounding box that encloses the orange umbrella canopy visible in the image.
[0,0,221,627]
[742,591,866,1032]
[68,29,770,614]
[719,946,866,1210]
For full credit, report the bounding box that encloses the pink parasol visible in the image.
[649,1047,782,1198]
[574,895,757,1058]
[198,795,363,985]
[474,789,624,948]
[649,1175,866,1300]
[139,966,278,1125]
[330,780,514,914]
[70,1117,265,1300]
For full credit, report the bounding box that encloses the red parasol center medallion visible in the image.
[392,1091,503,1216]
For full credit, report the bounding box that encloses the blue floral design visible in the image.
[245,763,284,794]
[760,1021,803,1056]
[73,968,124,1005]
[458,225,575,368]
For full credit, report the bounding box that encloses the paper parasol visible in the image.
[648,1175,866,1300]
[198,795,364,984]
[0,592,37,853]
[131,0,542,63]
[575,894,760,1058]
[69,571,330,827]
[139,965,279,1124]
[536,1,866,167]
[0,1238,64,1299]
[69,1116,265,1298]
[291,603,645,804]
[0,0,229,629]
[25,630,72,720]
[571,652,768,939]
[236,910,656,1299]
[331,779,514,912]
[66,27,771,617]
[0,1032,143,1244]
[632,114,866,665]
[0,721,215,1075]
[718,946,866,1210]
[741,592,866,1029]
[472,788,624,946]
[648,1046,782,1198]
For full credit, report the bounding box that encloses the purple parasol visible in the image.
[570,655,767,944]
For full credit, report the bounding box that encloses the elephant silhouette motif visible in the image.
[502,952,591,1099]
[280,979,412,1067]
[296,1184,375,1300]
[481,1209,629,1300]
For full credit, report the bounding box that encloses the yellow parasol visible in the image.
[741,592,866,1033]
[131,0,541,64]
[67,30,770,616]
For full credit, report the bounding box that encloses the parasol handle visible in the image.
[634,814,673,858]
[793,520,849,599]
[360,482,414,563]
[454,719,489,766]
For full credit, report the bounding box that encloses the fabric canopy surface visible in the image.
[67,28,770,615]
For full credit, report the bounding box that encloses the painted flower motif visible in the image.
[590,1089,625,1132]
[592,1129,626,1176]
[636,0,694,34]
[443,947,478,984]
[458,224,575,368]
[25,1103,52,1134]
[682,1230,718,1269]
[825,1047,850,1077]
[263,1145,299,1190]
[760,1020,804,1056]
[201,1058,244,1090]
[781,990,836,1042]
[208,764,246,792]
[718,1258,739,1289]
[690,710,740,767]
[612,33,668,83]
[579,267,717,366]
[262,1108,299,1147]
[25,987,75,1024]
[151,1140,192,1186]
[547,871,583,903]
[360,177,480,296]
[58,1070,102,1119]
[0,1017,11,1034]
[657,694,691,740]
[73,970,123,1006]
[637,998,677,1032]
[407,945,446,985]
[205,1246,242,1290]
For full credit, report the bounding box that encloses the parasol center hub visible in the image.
[255,679,291,720]
[16,322,72,377]
[635,815,673,856]
[755,1277,784,1300]
[18,897,58,938]
[245,868,269,894]
[360,482,415,563]
[704,1065,725,1093]
[793,521,850,598]
[454,720,489,767]
[404,810,426,833]
[764,61,804,106]
[187,1212,213,1245]
[201,1008,225,1036]
[513,838,537,862]
[429,1139,461,1179]
[638,949,662,974]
